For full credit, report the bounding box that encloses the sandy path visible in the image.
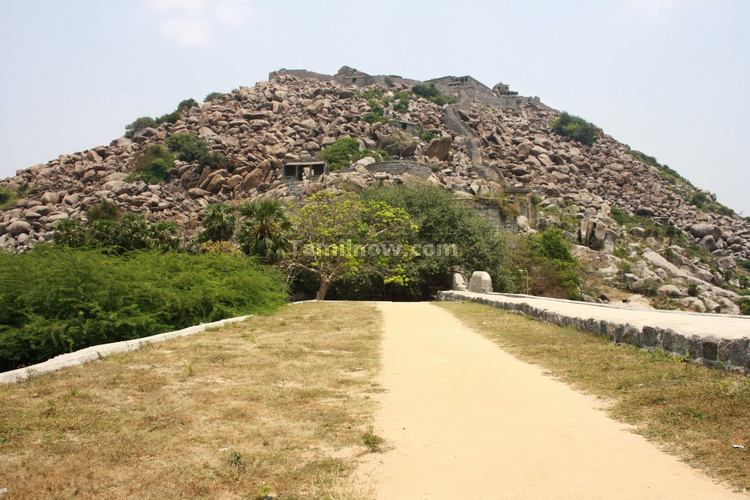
[356,302,744,499]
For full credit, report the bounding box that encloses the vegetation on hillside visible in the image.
[124,98,199,138]
[508,227,581,299]
[0,187,17,210]
[551,112,599,146]
[0,247,285,371]
[318,137,387,170]
[125,144,175,183]
[412,83,457,106]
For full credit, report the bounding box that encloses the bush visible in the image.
[124,99,199,137]
[412,84,456,106]
[53,219,86,247]
[124,116,157,138]
[392,91,410,113]
[0,247,286,370]
[166,132,228,169]
[205,92,225,102]
[54,212,179,253]
[609,206,632,226]
[200,203,237,242]
[551,112,599,146]
[510,227,581,299]
[126,144,175,183]
[318,137,386,171]
[87,200,122,222]
[740,299,750,316]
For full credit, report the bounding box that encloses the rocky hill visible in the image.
[1,65,748,313]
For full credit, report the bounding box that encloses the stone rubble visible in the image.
[0,65,748,313]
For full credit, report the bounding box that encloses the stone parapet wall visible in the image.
[438,290,750,374]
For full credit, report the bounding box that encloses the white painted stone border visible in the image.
[0,315,250,384]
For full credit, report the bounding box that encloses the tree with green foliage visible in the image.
[551,112,599,146]
[287,191,418,300]
[200,203,237,242]
[126,144,175,183]
[361,184,509,298]
[236,199,292,263]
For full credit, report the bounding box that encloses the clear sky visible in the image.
[1,1,748,213]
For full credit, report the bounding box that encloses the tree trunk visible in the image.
[316,277,330,300]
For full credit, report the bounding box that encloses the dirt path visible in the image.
[356,302,744,499]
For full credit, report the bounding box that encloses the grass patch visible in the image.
[0,302,381,498]
[439,301,750,491]
[361,426,384,452]
[0,187,18,210]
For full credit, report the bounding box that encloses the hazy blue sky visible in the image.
[1,1,748,212]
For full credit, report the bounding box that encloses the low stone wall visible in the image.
[438,291,750,374]
[0,315,251,384]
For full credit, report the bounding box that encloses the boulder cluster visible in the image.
[0,66,747,312]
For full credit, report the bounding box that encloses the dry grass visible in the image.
[439,301,750,492]
[0,301,382,499]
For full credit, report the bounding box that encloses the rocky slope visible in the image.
[1,66,747,313]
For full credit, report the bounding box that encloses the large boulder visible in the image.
[7,220,32,236]
[689,223,718,239]
[424,137,452,161]
[452,273,468,291]
[468,271,493,293]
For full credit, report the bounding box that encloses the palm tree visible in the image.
[237,199,292,263]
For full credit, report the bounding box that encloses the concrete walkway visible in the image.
[357,302,743,499]
[446,291,750,340]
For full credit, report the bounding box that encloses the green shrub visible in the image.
[0,247,286,370]
[687,283,700,297]
[351,185,510,299]
[155,98,199,125]
[551,112,599,146]
[511,227,581,299]
[204,92,225,102]
[609,206,633,226]
[53,219,86,247]
[124,98,199,136]
[319,137,386,171]
[87,200,122,222]
[126,144,175,183]
[417,127,435,142]
[739,299,750,316]
[166,132,227,169]
[124,116,157,138]
[200,203,237,242]
[0,187,19,210]
[392,91,410,113]
[55,212,179,253]
[412,84,456,105]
